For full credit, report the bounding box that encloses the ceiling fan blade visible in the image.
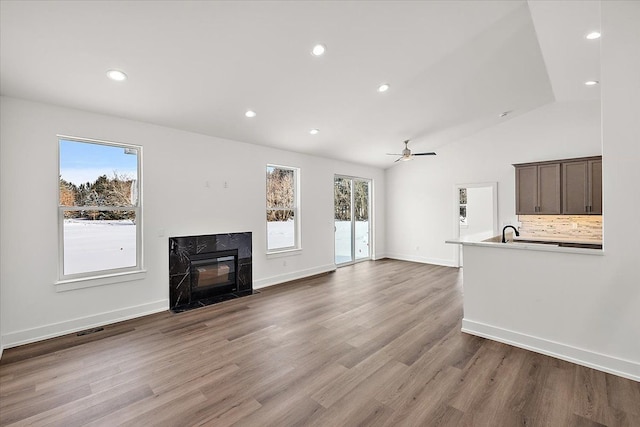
[386,153,402,156]
[394,157,403,163]
[413,152,437,156]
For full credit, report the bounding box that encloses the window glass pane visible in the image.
[63,211,137,275]
[266,165,298,252]
[334,177,352,264]
[459,188,467,204]
[354,180,369,260]
[266,167,294,209]
[59,137,141,279]
[59,139,138,207]
[267,210,295,250]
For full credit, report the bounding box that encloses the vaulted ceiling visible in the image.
[0,1,600,168]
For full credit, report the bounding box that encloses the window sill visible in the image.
[266,248,302,259]
[55,270,147,292]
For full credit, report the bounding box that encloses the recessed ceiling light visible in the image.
[311,44,326,56]
[586,31,601,40]
[309,128,319,135]
[377,83,390,93]
[106,69,127,81]
[245,110,257,118]
[585,80,599,86]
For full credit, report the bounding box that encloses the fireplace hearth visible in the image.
[169,232,252,312]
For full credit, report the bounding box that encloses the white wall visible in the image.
[385,99,601,266]
[451,1,640,380]
[0,97,386,347]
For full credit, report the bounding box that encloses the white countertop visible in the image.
[445,236,604,255]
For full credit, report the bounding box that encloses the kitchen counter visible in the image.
[446,234,604,255]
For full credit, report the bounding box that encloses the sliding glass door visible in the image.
[334,176,371,265]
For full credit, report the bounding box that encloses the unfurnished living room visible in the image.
[0,1,638,426]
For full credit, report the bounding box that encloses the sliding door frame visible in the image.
[334,174,373,266]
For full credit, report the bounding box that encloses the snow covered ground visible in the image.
[64,219,369,275]
[267,220,369,264]
[335,220,369,264]
[63,219,136,275]
[267,220,295,250]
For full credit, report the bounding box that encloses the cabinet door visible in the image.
[515,165,538,214]
[538,163,561,214]
[589,159,602,214]
[562,161,589,214]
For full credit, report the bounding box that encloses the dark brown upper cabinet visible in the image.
[514,156,602,215]
[515,162,561,214]
[562,157,602,214]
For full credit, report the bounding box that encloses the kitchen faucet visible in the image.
[502,225,520,243]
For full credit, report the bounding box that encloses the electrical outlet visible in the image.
[223,181,229,189]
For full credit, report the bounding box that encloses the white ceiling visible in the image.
[0,1,600,169]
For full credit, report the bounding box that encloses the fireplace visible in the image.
[169,232,252,312]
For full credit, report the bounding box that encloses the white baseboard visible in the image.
[385,252,457,267]
[2,299,169,349]
[253,264,336,290]
[462,319,640,382]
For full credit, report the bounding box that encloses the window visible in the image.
[459,188,468,226]
[266,165,299,252]
[58,136,142,281]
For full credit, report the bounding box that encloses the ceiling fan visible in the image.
[387,140,437,162]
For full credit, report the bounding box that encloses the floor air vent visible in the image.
[77,327,104,336]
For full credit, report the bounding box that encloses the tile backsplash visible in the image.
[518,215,602,242]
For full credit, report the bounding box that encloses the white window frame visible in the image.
[266,164,301,254]
[56,135,144,291]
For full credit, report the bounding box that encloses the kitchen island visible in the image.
[443,234,638,381]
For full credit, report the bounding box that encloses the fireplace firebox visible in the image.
[169,232,252,312]
[190,250,238,294]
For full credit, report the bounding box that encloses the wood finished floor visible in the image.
[1,260,638,426]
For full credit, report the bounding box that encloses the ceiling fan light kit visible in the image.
[387,140,436,163]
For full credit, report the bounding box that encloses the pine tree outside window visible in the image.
[58,136,142,281]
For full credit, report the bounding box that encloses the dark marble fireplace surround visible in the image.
[169,232,252,312]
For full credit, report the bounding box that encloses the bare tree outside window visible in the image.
[266,165,298,251]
